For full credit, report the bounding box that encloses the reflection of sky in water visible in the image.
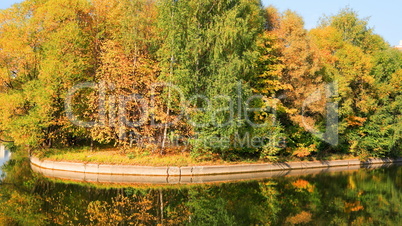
[0,145,11,178]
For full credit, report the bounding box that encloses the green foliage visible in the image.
[358,49,402,157]
[310,8,402,157]
[320,7,388,53]
[157,0,270,158]
[0,1,400,159]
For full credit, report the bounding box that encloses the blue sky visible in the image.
[0,0,23,11]
[262,0,402,46]
[1,0,401,46]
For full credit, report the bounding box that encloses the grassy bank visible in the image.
[32,146,358,167]
[33,146,236,167]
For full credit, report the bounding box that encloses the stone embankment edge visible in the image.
[30,157,402,177]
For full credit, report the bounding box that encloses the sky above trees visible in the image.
[261,0,402,46]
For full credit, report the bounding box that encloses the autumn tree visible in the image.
[320,7,387,54]
[261,7,325,155]
[0,0,44,147]
[310,8,401,156]
[0,0,400,159]
[157,0,269,158]
[359,49,402,156]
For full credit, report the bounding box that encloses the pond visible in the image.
[1,152,402,225]
[0,145,11,179]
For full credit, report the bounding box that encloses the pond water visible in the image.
[1,154,402,225]
[0,145,11,179]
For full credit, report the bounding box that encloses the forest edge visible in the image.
[30,156,402,177]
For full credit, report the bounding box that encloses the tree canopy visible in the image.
[0,1,401,159]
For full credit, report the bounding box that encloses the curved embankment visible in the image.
[30,156,402,184]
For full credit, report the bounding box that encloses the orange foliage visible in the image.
[292,145,316,158]
[285,211,313,225]
[346,116,367,127]
[292,179,314,192]
[344,201,364,213]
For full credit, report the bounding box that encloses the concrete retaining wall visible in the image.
[30,156,402,177]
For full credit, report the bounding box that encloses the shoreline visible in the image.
[30,156,402,177]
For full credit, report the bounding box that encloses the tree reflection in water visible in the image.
[1,156,401,225]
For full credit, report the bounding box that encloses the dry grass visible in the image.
[35,147,233,167]
[33,146,358,167]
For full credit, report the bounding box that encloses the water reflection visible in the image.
[0,145,11,178]
[1,156,402,225]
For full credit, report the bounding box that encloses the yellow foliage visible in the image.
[292,144,316,158]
